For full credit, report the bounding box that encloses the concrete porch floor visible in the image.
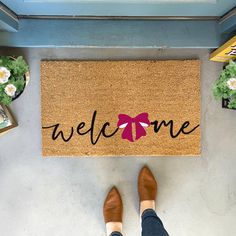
[0,48,235,236]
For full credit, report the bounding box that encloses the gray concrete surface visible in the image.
[0,48,235,236]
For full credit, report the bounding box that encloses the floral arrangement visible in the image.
[213,60,236,109]
[0,56,29,105]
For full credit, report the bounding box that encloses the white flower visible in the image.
[0,67,11,84]
[4,84,17,97]
[227,78,236,90]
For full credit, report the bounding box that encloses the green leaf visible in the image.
[228,95,236,109]
[0,92,12,105]
[212,60,236,102]
[7,56,29,78]
[0,56,28,102]
[11,78,25,91]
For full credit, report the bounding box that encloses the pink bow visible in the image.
[117,113,150,142]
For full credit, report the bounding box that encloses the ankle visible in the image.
[106,222,122,236]
[140,200,155,215]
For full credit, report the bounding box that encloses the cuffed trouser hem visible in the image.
[141,209,163,224]
[110,231,123,236]
[141,209,169,236]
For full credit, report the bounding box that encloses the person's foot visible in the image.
[103,187,123,236]
[138,166,157,215]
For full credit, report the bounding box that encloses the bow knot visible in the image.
[117,113,150,142]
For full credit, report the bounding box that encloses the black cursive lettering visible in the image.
[180,121,199,135]
[43,111,199,144]
[77,122,89,135]
[151,120,199,138]
[42,124,74,142]
[88,111,118,145]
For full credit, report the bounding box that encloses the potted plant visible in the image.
[0,56,29,105]
[213,60,236,110]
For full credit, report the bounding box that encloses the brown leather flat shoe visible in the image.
[103,187,123,223]
[138,166,157,201]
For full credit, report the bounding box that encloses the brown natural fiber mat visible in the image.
[41,60,200,157]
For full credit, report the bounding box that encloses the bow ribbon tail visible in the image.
[122,122,133,142]
[117,114,134,142]
[135,122,147,140]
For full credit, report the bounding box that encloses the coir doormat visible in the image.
[41,60,200,157]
